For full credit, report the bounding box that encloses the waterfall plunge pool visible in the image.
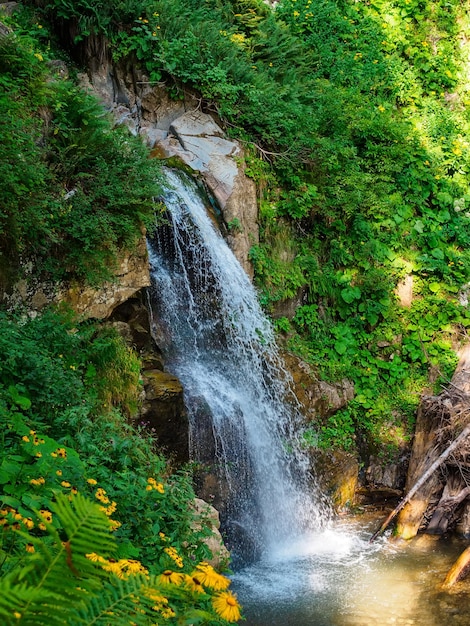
[231,514,470,626]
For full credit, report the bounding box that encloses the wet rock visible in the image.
[139,369,189,463]
[314,449,359,510]
[156,110,258,277]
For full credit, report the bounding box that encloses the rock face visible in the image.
[313,449,359,511]
[282,351,354,422]
[140,369,189,462]
[3,235,150,320]
[80,62,259,278]
[156,110,258,277]
[109,295,189,464]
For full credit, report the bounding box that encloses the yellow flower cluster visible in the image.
[22,430,45,446]
[99,500,117,517]
[108,518,122,532]
[193,562,230,590]
[95,487,110,504]
[39,509,53,524]
[146,477,164,493]
[230,33,246,47]
[86,554,148,579]
[164,546,183,568]
[30,476,45,486]
[87,548,240,622]
[0,507,37,533]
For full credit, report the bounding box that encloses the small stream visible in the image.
[232,513,470,626]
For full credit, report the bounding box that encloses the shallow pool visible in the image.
[231,514,470,626]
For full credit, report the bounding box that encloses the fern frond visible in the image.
[0,581,56,626]
[52,492,116,561]
[2,494,116,625]
[78,574,155,626]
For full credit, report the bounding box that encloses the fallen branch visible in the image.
[369,424,470,542]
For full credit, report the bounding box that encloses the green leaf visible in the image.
[431,248,444,260]
[334,340,348,355]
[340,286,361,303]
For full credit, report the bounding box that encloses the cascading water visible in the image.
[146,168,329,565]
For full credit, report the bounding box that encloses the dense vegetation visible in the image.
[0,21,161,286]
[12,0,470,457]
[2,0,470,620]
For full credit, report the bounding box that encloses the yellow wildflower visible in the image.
[61,481,71,488]
[157,570,184,586]
[86,553,107,563]
[212,591,241,622]
[25,543,35,553]
[87,478,97,485]
[108,519,120,531]
[30,477,45,486]
[39,509,52,524]
[185,573,205,593]
[95,488,110,504]
[195,563,230,590]
[22,435,30,443]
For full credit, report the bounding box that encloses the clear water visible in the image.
[232,515,470,626]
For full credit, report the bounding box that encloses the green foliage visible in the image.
[0,25,161,285]
[0,310,212,571]
[0,309,240,622]
[16,0,470,490]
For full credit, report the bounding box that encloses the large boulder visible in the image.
[191,498,230,569]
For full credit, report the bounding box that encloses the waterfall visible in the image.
[147,168,329,566]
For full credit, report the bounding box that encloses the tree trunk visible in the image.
[394,344,470,539]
